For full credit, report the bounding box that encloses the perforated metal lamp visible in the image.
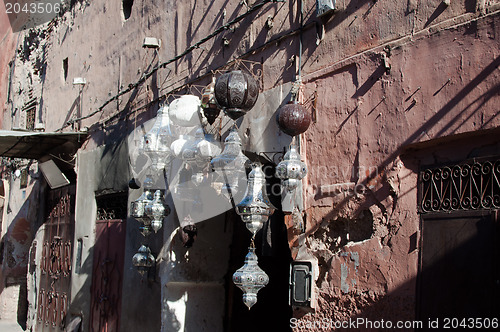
[144,190,170,233]
[275,143,307,191]
[235,164,275,237]
[143,104,174,173]
[132,245,155,275]
[232,247,269,309]
[211,128,250,196]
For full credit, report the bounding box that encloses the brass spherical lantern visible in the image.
[235,164,275,237]
[214,70,259,120]
[276,100,311,137]
[232,247,269,309]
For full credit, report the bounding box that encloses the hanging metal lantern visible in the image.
[276,100,311,137]
[236,164,275,237]
[144,190,170,233]
[181,129,204,165]
[130,175,154,231]
[275,144,307,191]
[232,247,269,309]
[133,245,155,275]
[211,129,250,195]
[196,133,221,166]
[131,189,154,222]
[171,134,195,160]
[169,95,201,127]
[144,105,174,172]
[201,76,221,125]
[214,70,259,120]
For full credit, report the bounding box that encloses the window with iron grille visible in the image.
[96,192,128,220]
[419,158,500,213]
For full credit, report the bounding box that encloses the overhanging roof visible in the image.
[0,130,87,160]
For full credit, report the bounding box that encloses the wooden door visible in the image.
[89,219,126,332]
[418,211,500,322]
[36,185,75,331]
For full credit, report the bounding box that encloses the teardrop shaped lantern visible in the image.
[215,70,259,120]
[132,245,155,275]
[201,76,221,125]
[143,105,174,172]
[232,247,269,309]
[211,129,250,195]
[275,144,307,191]
[276,100,311,137]
[144,190,170,233]
[169,95,202,127]
[236,164,275,237]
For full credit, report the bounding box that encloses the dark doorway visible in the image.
[225,163,293,332]
[418,211,500,324]
[89,193,128,332]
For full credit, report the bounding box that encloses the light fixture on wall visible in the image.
[143,37,161,49]
[72,77,86,85]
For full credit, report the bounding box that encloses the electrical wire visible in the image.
[60,0,279,131]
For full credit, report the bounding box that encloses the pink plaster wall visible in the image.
[0,1,17,129]
[1,0,499,330]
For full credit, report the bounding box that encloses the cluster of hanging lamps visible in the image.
[210,69,272,309]
[131,104,174,275]
[275,85,311,195]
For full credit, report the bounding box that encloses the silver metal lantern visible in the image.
[232,247,269,309]
[143,105,174,173]
[275,144,307,191]
[132,245,155,275]
[211,128,250,196]
[144,190,170,233]
[236,164,275,237]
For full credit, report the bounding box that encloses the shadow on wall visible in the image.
[309,53,500,236]
[0,183,44,329]
[294,211,499,331]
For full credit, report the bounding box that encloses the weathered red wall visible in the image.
[0,0,17,129]
[2,0,499,330]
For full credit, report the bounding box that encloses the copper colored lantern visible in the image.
[277,101,311,137]
[215,70,259,120]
